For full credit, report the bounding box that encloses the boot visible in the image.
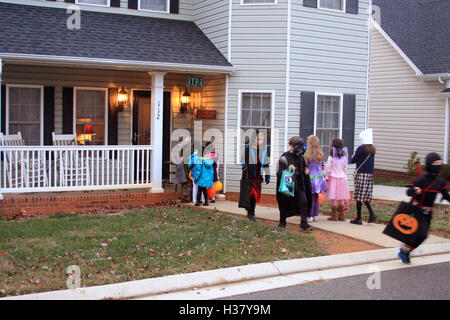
[247,211,256,222]
[327,206,338,221]
[337,205,346,221]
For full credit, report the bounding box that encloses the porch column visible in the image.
[149,71,166,192]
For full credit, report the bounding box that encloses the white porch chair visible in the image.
[0,132,49,188]
[52,133,90,187]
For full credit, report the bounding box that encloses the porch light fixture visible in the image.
[117,85,128,112]
[180,86,191,113]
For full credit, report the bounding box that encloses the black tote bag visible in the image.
[382,201,431,248]
[238,170,251,210]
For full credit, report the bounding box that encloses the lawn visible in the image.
[0,206,324,297]
[320,202,449,235]
[373,177,411,187]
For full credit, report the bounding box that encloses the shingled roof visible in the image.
[0,2,232,69]
[373,0,450,75]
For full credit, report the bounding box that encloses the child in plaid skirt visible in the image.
[350,129,376,225]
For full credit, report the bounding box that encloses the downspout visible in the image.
[365,1,373,130]
[224,0,232,193]
[444,80,450,164]
[0,58,3,200]
[284,0,291,151]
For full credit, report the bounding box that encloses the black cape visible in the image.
[276,151,312,219]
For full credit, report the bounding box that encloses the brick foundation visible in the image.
[374,169,410,181]
[0,190,183,218]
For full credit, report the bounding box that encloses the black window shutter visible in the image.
[64,0,75,3]
[345,0,359,14]
[108,88,118,146]
[342,94,356,159]
[110,0,121,7]
[128,0,138,9]
[300,91,315,141]
[170,0,179,14]
[43,87,55,146]
[303,0,318,8]
[62,87,74,134]
[1,85,5,134]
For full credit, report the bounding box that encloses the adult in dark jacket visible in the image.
[241,131,271,222]
[397,152,450,264]
[276,136,313,231]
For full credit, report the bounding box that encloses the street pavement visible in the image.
[221,262,450,300]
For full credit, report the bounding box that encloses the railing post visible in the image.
[0,59,3,200]
[149,72,166,193]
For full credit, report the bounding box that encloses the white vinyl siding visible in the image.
[241,0,277,5]
[369,27,447,172]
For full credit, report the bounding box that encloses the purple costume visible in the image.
[307,160,327,218]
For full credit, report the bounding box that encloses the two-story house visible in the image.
[0,0,371,215]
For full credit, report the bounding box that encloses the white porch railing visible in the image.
[0,145,153,194]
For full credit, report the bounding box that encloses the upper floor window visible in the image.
[139,0,169,12]
[318,0,345,12]
[76,0,109,6]
[241,0,277,5]
[315,94,342,157]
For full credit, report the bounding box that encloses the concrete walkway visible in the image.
[373,184,450,203]
[199,200,449,248]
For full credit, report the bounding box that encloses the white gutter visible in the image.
[284,0,291,150]
[445,97,449,164]
[365,1,372,130]
[228,0,232,63]
[0,53,235,75]
[417,73,450,82]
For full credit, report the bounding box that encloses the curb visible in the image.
[4,242,450,300]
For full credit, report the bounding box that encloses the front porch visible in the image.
[0,62,228,202]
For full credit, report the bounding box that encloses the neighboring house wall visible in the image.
[369,27,447,173]
[225,0,289,194]
[193,0,229,59]
[289,0,371,189]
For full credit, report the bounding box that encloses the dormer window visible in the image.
[76,0,109,7]
[139,0,169,13]
[318,0,345,12]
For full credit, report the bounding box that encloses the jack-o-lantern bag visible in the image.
[382,201,430,248]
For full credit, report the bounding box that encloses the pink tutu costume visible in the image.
[325,147,350,201]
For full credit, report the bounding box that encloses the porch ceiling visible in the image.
[0,2,233,74]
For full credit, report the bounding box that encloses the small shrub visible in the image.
[404,151,450,180]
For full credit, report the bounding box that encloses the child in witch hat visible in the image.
[397,152,450,264]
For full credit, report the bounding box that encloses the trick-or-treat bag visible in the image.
[383,201,430,248]
[278,168,295,198]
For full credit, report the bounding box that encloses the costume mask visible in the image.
[359,128,373,145]
[425,153,442,175]
[294,137,306,157]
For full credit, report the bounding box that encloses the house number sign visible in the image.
[187,77,204,88]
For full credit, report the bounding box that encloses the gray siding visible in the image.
[193,0,229,59]
[225,0,289,194]
[288,0,371,189]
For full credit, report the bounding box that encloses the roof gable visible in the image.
[372,0,450,75]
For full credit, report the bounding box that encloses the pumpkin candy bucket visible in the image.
[207,187,216,199]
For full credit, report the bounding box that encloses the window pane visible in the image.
[8,87,41,145]
[140,0,167,11]
[242,93,252,110]
[320,0,343,10]
[316,95,341,158]
[76,89,106,145]
[77,0,108,5]
[251,111,261,127]
[243,0,276,3]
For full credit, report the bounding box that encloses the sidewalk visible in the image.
[373,184,450,203]
[199,200,449,248]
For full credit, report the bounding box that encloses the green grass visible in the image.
[0,207,324,297]
[320,202,449,234]
[373,178,411,187]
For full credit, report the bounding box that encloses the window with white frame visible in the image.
[239,92,272,164]
[315,94,342,157]
[242,0,276,4]
[139,0,169,12]
[76,0,109,6]
[75,88,107,145]
[319,0,344,11]
[7,86,42,146]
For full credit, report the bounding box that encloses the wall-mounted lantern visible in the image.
[117,85,128,112]
[180,86,191,113]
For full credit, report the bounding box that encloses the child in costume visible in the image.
[397,152,450,264]
[325,139,350,221]
[305,135,327,222]
[189,150,214,206]
[350,129,377,224]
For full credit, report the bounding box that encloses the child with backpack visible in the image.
[325,139,350,221]
[189,150,214,206]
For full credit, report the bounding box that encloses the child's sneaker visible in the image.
[313,216,319,222]
[344,206,350,213]
[397,249,411,265]
[307,217,313,223]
